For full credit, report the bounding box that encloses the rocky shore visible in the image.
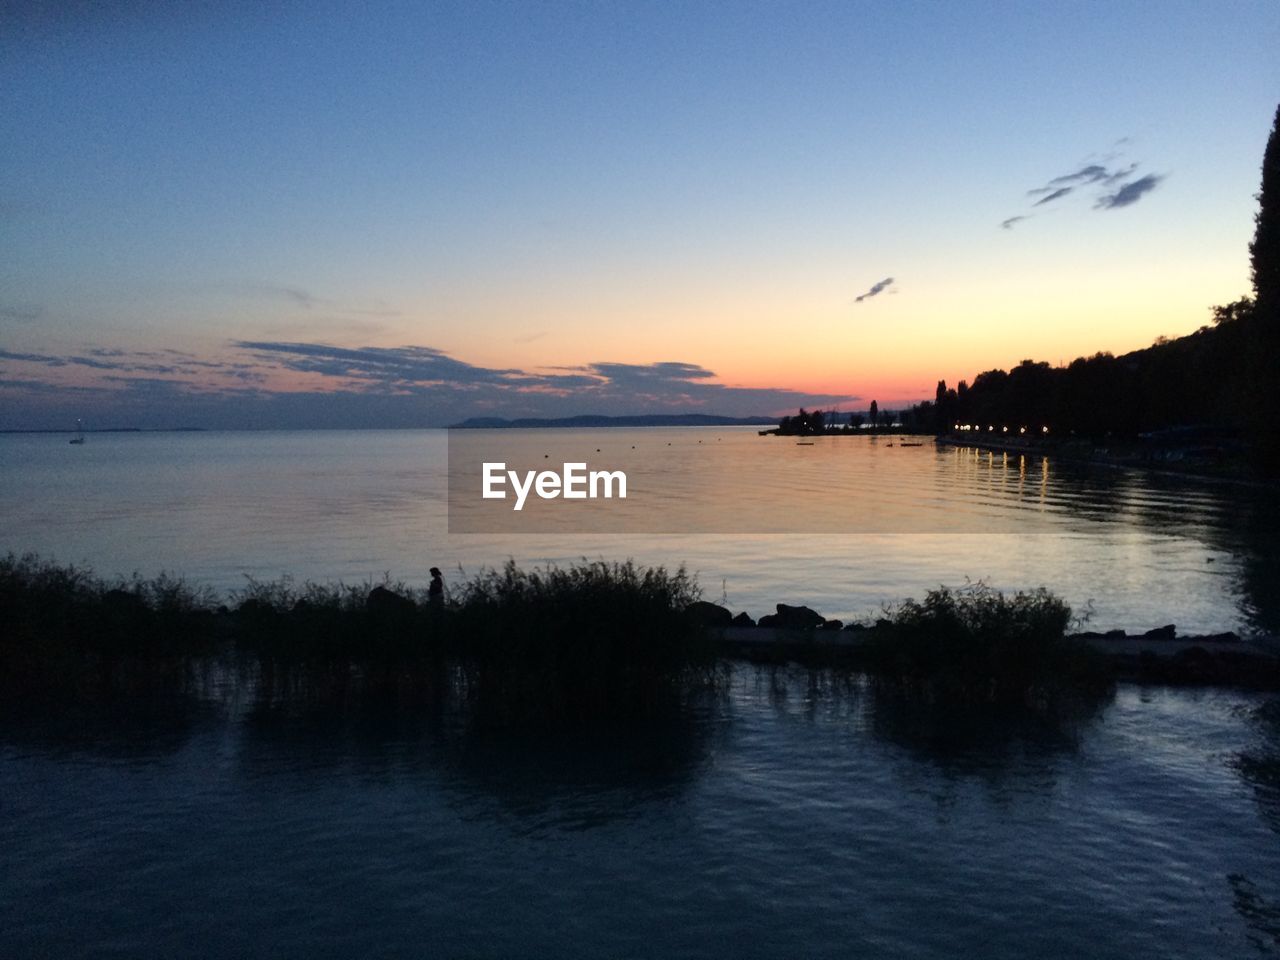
[687,600,1280,689]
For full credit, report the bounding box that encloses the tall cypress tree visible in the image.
[1249,104,1280,473]
[1251,104,1280,313]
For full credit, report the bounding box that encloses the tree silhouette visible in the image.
[1252,103,1280,313]
[1249,103,1280,472]
[869,400,878,428]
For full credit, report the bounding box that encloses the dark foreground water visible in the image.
[5,668,1280,958]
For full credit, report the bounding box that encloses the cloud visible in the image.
[1095,173,1164,209]
[1045,164,1110,187]
[587,361,717,385]
[1101,163,1138,186]
[0,339,856,428]
[0,348,65,365]
[1032,186,1072,207]
[233,341,525,388]
[1002,145,1166,227]
[1,345,264,379]
[854,277,894,303]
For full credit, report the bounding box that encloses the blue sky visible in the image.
[2,1,1278,428]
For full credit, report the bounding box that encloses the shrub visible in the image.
[450,559,714,722]
[858,582,1111,702]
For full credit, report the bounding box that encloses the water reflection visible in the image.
[1229,873,1280,954]
[747,664,1103,790]
[5,662,1280,959]
[0,660,227,761]
[231,662,720,831]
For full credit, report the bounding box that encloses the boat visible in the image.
[69,418,85,445]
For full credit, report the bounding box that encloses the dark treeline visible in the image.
[775,312,1250,440]
[770,104,1280,465]
[778,288,1258,442]
[918,311,1251,438]
[923,104,1279,459]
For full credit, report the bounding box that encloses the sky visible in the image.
[2,0,1278,429]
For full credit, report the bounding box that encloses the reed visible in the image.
[856,582,1112,703]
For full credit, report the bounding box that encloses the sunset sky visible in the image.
[2,1,1278,428]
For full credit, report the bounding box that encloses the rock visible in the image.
[685,600,733,628]
[1143,624,1177,640]
[757,613,779,627]
[366,586,416,619]
[821,619,843,630]
[730,611,756,627]
[1104,629,1127,638]
[771,604,826,629]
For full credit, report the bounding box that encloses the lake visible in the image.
[2,428,1278,633]
[3,668,1280,958]
[4,428,1280,956]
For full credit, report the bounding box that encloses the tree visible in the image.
[1212,298,1254,326]
[1252,103,1280,314]
[1248,103,1280,473]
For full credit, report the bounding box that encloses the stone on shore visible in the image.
[685,600,734,627]
[758,603,826,629]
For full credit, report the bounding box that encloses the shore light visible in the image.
[1019,427,1027,435]
[1042,426,1050,434]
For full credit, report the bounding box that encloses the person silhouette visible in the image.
[428,567,444,605]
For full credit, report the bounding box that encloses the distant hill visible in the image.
[450,414,780,429]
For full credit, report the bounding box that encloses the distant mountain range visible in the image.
[450,414,780,429]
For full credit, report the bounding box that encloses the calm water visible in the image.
[5,429,1280,956]
[3,671,1280,958]
[2,428,1279,633]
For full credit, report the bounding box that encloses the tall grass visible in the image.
[0,553,715,724]
[858,582,1112,703]
[449,560,714,723]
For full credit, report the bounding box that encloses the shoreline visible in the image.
[711,623,1280,689]
[934,435,1276,488]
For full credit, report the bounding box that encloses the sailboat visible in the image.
[69,418,85,445]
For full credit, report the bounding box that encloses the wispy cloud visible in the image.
[1032,186,1072,206]
[854,277,895,303]
[1095,173,1165,209]
[0,340,855,427]
[1001,145,1165,227]
[1044,164,1110,188]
